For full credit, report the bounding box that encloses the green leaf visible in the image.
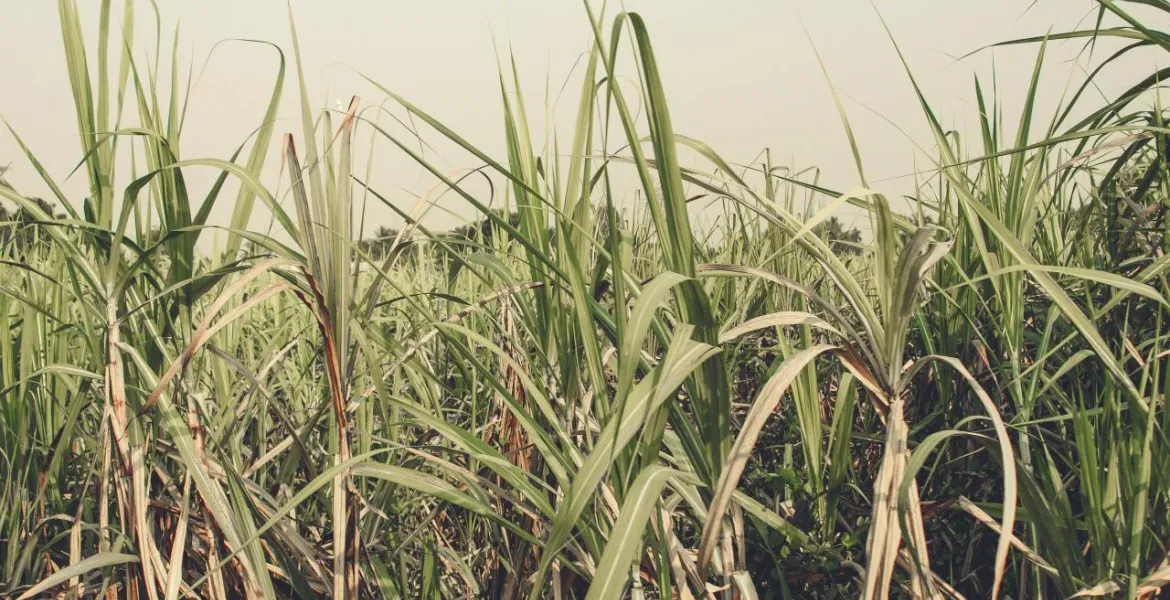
[17,553,139,600]
[585,466,680,600]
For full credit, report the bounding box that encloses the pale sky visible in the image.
[0,1,1163,241]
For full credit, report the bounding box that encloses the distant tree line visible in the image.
[362,209,862,258]
[360,209,535,261]
[813,216,862,255]
[0,197,61,253]
[0,195,863,265]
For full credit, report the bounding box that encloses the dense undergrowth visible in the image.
[2,1,1170,598]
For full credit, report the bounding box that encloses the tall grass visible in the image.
[1,0,1169,598]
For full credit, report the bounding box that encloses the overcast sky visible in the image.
[0,1,1163,240]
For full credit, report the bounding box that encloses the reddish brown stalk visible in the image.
[105,301,160,600]
[295,272,357,597]
[492,300,544,598]
[189,406,229,600]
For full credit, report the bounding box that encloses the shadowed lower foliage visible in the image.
[1,1,1169,599]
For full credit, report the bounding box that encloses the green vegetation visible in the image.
[2,1,1169,598]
